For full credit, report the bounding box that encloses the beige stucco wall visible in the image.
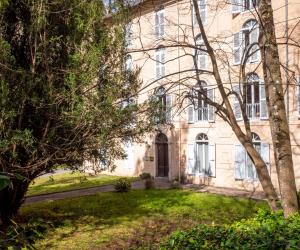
[110,0,300,193]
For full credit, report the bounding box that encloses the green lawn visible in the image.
[19,189,268,249]
[27,172,137,196]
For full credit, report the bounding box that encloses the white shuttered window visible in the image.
[155,47,165,78]
[155,7,164,38]
[234,133,270,181]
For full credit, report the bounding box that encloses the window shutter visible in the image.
[155,13,159,37]
[161,49,165,77]
[200,0,207,25]
[208,143,216,177]
[187,143,196,174]
[208,89,215,122]
[187,99,195,123]
[159,11,164,37]
[261,142,270,174]
[234,144,245,179]
[232,0,243,14]
[233,85,242,121]
[166,94,172,123]
[156,52,160,78]
[233,32,242,65]
[199,51,207,70]
[250,27,259,62]
[260,80,268,119]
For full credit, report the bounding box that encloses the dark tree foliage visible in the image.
[0,0,153,229]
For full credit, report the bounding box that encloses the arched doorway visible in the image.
[155,133,169,177]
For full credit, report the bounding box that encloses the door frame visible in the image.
[155,133,169,177]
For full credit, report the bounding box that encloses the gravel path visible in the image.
[24,178,171,204]
[25,178,266,205]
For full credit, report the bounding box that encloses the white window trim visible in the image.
[233,20,259,66]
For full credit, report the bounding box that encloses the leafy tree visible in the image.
[0,0,153,230]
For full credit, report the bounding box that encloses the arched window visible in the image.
[188,81,214,123]
[195,133,209,174]
[234,132,270,181]
[246,73,260,118]
[155,47,165,78]
[233,73,267,120]
[187,133,216,176]
[233,19,259,64]
[245,133,261,179]
[195,34,207,70]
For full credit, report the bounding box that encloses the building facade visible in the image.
[109,0,300,193]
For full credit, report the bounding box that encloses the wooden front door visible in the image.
[156,133,169,177]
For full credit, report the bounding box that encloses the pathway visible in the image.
[25,178,266,204]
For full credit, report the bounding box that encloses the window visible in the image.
[155,47,165,78]
[125,23,133,47]
[233,20,259,64]
[232,0,258,14]
[195,34,207,70]
[155,6,164,38]
[187,81,215,123]
[124,142,134,169]
[233,73,267,120]
[153,87,172,124]
[187,133,215,176]
[124,54,132,72]
[192,0,207,26]
[234,133,270,181]
[103,0,118,13]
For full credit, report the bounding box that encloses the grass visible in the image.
[19,189,268,249]
[27,172,137,196]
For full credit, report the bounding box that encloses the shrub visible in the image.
[170,179,181,189]
[114,178,131,192]
[139,172,152,180]
[162,209,300,250]
[144,177,155,189]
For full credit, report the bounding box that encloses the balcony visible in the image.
[246,103,260,119]
[196,107,208,121]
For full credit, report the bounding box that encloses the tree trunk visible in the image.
[258,0,299,217]
[192,0,281,211]
[243,141,281,211]
[0,179,30,231]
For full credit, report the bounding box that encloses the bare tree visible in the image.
[127,0,299,215]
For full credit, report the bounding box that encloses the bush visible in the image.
[114,178,131,192]
[162,209,300,250]
[144,177,155,189]
[170,179,181,189]
[139,172,152,180]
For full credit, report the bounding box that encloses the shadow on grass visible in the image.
[18,189,267,249]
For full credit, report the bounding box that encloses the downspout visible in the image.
[177,0,182,183]
[285,0,289,122]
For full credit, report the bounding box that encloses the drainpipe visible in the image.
[285,0,289,122]
[177,0,182,183]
